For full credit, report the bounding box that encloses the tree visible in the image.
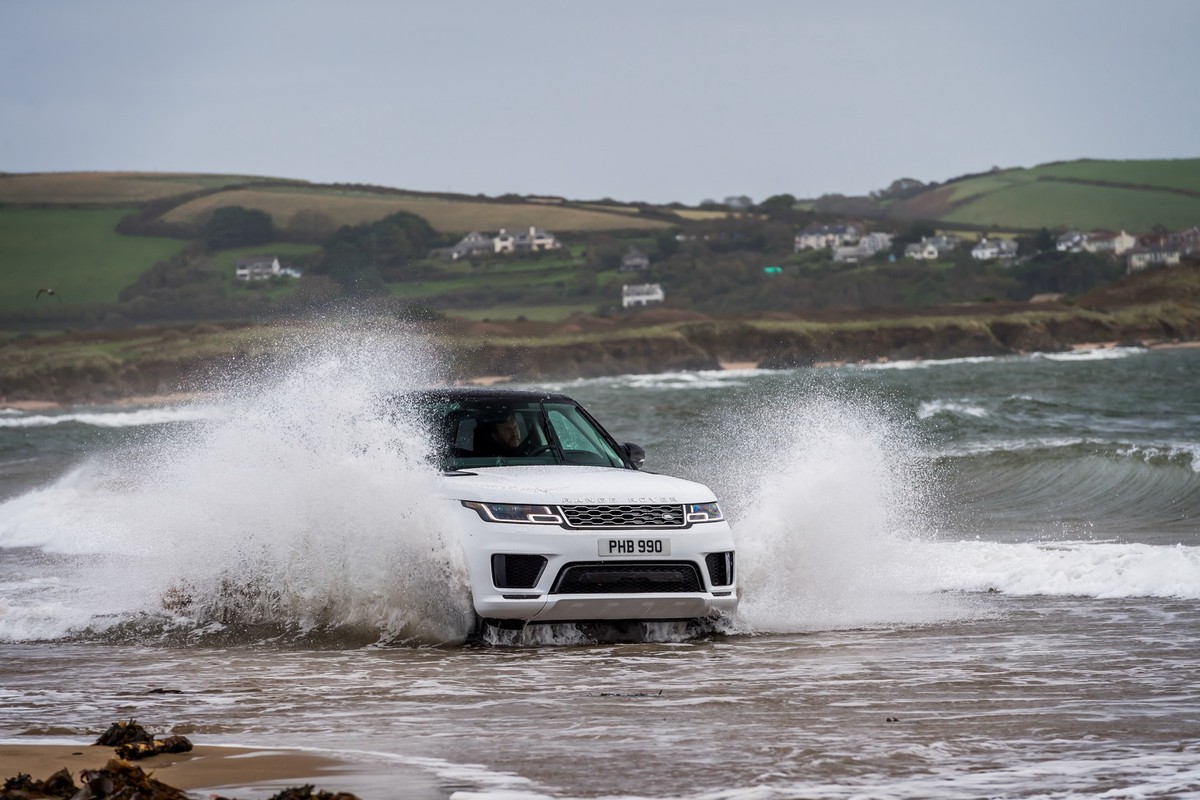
[286,209,337,243]
[890,221,938,256]
[870,178,927,201]
[755,194,798,222]
[204,206,274,250]
[654,231,680,260]
[1010,251,1123,298]
[312,211,437,296]
[1034,227,1055,252]
[584,236,624,271]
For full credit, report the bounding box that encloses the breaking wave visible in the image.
[0,406,222,429]
[919,539,1200,599]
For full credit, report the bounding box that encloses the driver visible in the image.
[474,412,534,457]
[490,413,523,453]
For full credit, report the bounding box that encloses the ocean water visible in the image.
[2,332,1199,799]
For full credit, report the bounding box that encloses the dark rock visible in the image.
[94,719,153,747]
[1,767,77,799]
[77,759,188,800]
[115,734,193,761]
[265,786,361,800]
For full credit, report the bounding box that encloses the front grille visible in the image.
[705,551,735,587]
[559,504,686,528]
[551,561,703,594]
[492,554,547,589]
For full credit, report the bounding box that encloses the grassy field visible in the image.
[391,261,593,300]
[0,172,280,205]
[673,209,734,221]
[942,180,1200,230]
[160,186,673,234]
[940,171,1031,204]
[450,303,599,321]
[892,159,1200,230]
[1028,159,1200,193]
[0,208,190,310]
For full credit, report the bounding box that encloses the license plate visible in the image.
[598,537,671,557]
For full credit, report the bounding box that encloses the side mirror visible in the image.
[621,442,646,470]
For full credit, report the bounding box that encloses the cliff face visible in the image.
[460,333,720,380]
[455,305,1200,381]
[5,304,1200,403]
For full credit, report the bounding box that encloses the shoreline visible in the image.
[0,742,445,799]
[3,339,1199,412]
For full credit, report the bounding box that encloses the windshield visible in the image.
[421,399,627,470]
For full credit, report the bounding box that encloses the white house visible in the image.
[525,227,561,252]
[834,231,895,262]
[495,226,561,254]
[970,238,1019,262]
[1168,226,1200,255]
[622,283,665,308]
[832,246,863,263]
[1083,230,1137,256]
[904,241,940,260]
[1127,247,1182,272]
[927,234,962,254]
[620,247,651,272]
[448,231,494,260]
[445,227,562,258]
[795,224,860,251]
[235,255,282,280]
[858,231,894,255]
[493,229,517,254]
[1056,231,1086,252]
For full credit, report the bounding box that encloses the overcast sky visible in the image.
[2,0,1197,204]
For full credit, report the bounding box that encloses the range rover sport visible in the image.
[400,388,738,632]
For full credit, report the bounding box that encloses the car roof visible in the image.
[389,387,578,405]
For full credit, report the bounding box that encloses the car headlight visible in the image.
[686,501,724,523]
[462,501,563,524]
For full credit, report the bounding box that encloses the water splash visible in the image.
[717,383,971,632]
[0,322,475,644]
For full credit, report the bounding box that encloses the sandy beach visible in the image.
[0,742,445,799]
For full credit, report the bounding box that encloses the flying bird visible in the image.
[35,288,62,303]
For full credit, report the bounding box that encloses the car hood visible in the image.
[439,465,718,505]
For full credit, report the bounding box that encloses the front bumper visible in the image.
[454,508,738,623]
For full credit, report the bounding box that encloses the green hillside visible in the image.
[1029,159,1200,192]
[0,172,674,319]
[0,208,189,311]
[889,158,1200,230]
[2,162,1198,328]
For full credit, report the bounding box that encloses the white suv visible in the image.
[405,388,738,633]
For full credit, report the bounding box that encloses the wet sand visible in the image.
[0,743,444,798]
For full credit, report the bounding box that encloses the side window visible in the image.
[548,409,590,451]
[455,417,477,452]
[547,406,624,467]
